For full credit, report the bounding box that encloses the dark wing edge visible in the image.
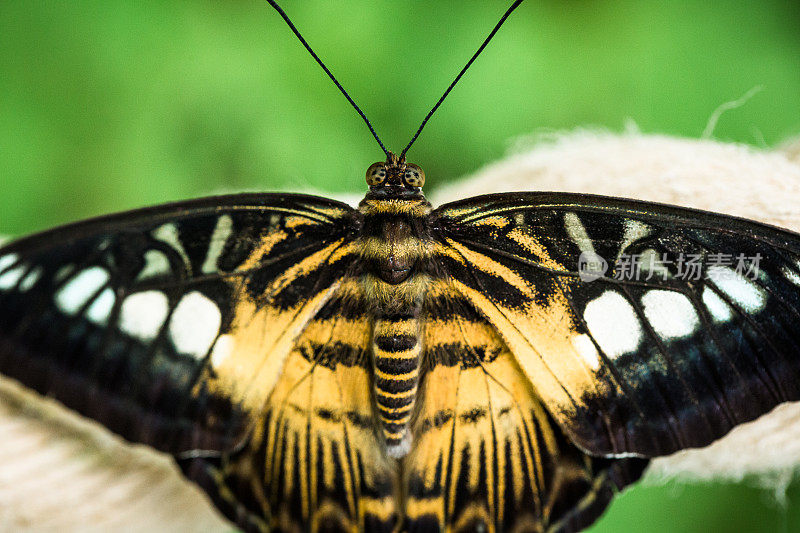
[434,191,800,458]
[0,192,359,459]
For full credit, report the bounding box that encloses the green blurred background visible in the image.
[1,1,800,531]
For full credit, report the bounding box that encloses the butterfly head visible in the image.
[365,152,425,198]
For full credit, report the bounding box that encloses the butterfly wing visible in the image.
[0,193,399,530]
[404,282,646,532]
[191,280,399,531]
[434,192,800,458]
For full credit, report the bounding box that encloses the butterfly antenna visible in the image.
[400,0,525,159]
[264,0,390,158]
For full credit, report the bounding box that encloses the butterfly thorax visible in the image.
[357,157,434,457]
[357,155,433,311]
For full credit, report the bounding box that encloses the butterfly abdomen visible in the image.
[372,313,422,457]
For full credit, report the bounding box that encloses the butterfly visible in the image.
[2,1,800,532]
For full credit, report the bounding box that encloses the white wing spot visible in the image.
[86,287,116,325]
[169,291,221,360]
[708,266,767,314]
[0,253,19,272]
[269,213,281,229]
[642,290,699,339]
[55,264,75,282]
[617,220,652,259]
[564,212,595,255]
[782,265,800,287]
[702,287,733,323]
[571,333,601,370]
[18,266,43,292]
[210,334,235,368]
[0,253,23,290]
[152,223,190,269]
[136,249,171,281]
[119,290,169,340]
[0,264,26,290]
[54,267,110,315]
[638,248,671,280]
[202,214,233,274]
[584,291,642,359]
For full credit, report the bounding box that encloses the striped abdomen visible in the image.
[358,196,432,457]
[372,313,422,457]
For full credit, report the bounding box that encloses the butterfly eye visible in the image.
[403,164,425,188]
[366,162,387,186]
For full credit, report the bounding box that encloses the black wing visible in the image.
[434,191,800,458]
[0,193,359,457]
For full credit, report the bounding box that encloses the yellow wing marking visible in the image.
[441,236,608,418]
[407,280,633,531]
[228,291,397,531]
[327,240,359,264]
[453,280,606,419]
[201,238,349,411]
[446,238,534,297]
[505,226,567,272]
[436,204,482,220]
[262,238,347,302]
[404,363,458,527]
[283,215,316,229]
[407,336,560,531]
[201,285,334,411]
[470,215,512,230]
[432,241,468,265]
[298,202,351,221]
[442,212,566,271]
[299,316,367,352]
[425,317,500,350]
[235,229,288,272]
